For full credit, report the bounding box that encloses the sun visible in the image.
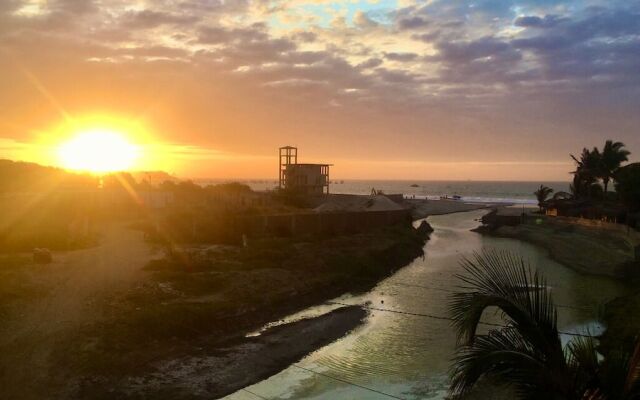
[57,129,140,173]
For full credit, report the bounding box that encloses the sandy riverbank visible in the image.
[123,306,368,399]
[478,210,639,278]
[313,194,498,220]
[407,198,497,220]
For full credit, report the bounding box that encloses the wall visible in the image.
[235,209,411,237]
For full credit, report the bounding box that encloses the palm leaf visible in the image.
[448,250,570,398]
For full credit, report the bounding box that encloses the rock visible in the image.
[416,220,434,235]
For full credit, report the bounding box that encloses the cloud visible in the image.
[121,10,200,29]
[357,57,383,69]
[384,52,418,62]
[513,15,564,28]
[397,15,429,30]
[353,10,378,29]
[0,0,639,179]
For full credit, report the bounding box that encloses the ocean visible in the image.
[196,179,571,205]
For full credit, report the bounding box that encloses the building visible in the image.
[279,146,331,195]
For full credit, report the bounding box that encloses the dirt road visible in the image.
[0,223,155,399]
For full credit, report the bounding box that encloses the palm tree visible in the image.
[448,251,640,399]
[534,185,554,213]
[600,140,630,194]
[571,148,602,199]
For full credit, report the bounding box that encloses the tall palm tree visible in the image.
[571,148,602,199]
[534,185,554,213]
[448,251,640,399]
[600,140,630,194]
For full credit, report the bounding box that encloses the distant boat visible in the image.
[452,195,462,200]
[410,184,419,188]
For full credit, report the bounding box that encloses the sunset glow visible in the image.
[57,129,139,173]
[0,0,638,179]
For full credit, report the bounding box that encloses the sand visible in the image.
[314,194,405,212]
[314,194,497,219]
[407,199,496,220]
[123,306,368,399]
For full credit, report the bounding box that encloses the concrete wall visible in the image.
[235,209,411,237]
[284,164,328,195]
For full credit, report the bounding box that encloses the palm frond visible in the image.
[450,251,560,353]
[448,250,571,398]
[625,337,640,395]
[450,327,561,399]
[566,335,601,395]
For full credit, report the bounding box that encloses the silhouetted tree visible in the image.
[615,163,640,213]
[600,140,630,194]
[534,185,554,213]
[571,148,602,199]
[448,251,640,399]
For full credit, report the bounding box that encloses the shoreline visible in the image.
[475,208,639,278]
[406,198,500,220]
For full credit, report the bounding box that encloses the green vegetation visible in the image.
[448,251,640,400]
[570,140,630,199]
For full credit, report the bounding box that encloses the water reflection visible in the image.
[224,209,628,400]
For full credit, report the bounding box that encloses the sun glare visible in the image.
[57,129,140,173]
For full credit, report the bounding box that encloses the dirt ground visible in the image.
[0,223,155,399]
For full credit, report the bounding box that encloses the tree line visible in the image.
[534,140,639,213]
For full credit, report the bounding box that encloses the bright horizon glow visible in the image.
[57,129,140,173]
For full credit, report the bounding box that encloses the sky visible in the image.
[0,0,639,181]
